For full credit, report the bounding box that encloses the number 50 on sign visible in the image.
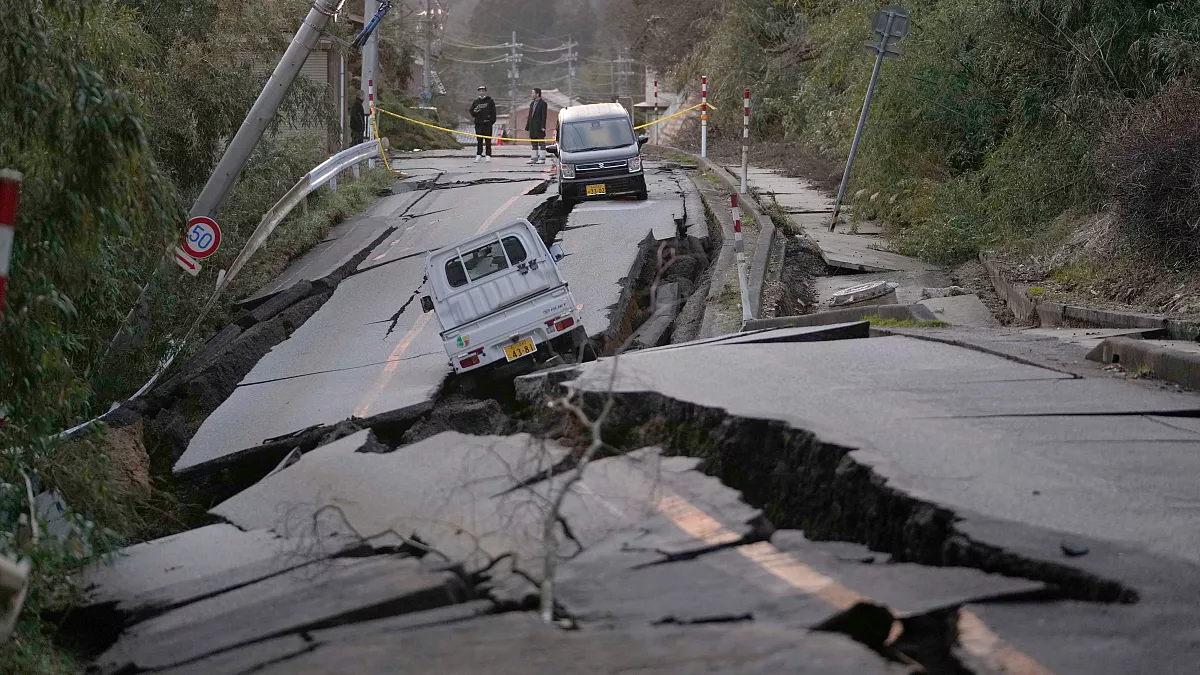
[182,216,222,260]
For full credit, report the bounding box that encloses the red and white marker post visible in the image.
[741,89,750,194]
[700,76,708,158]
[653,79,660,145]
[0,169,23,316]
[367,79,376,170]
[731,193,751,323]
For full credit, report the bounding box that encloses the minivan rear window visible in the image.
[560,117,635,152]
[446,235,529,288]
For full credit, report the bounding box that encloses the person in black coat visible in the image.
[469,85,497,162]
[349,90,366,145]
[525,88,548,164]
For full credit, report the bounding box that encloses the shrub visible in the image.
[1097,81,1200,256]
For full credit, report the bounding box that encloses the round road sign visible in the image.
[182,216,222,260]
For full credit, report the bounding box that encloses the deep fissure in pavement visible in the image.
[518,386,1138,605]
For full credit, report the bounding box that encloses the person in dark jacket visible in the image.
[469,85,497,162]
[349,90,366,145]
[525,88,548,164]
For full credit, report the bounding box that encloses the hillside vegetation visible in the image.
[0,2,452,671]
[628,0,1200,270]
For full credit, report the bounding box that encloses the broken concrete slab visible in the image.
[243,190,428,305]
[768,531,1043,617]
[238,279,312,325]
[1023,326,1163,351]
[159,611,909,675]
[563,336,1200,566]
[917,294,1001,327]
[815,269,955,308]
[742,304,939,331]
[92,553,468,674]
[631,281,680,349]
[211,431,569,573]
[636,321,871,356]
[805,228,938,274]
[80,525,362,621]
[1087,336,1200,390]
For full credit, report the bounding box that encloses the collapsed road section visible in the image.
[165,156,715,479]
[76,154,1200,675]
[81,320,1200,674]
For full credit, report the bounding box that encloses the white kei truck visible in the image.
[420,219,595,382]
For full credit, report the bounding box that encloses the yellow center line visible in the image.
[353,312,432,418]
[647,492,1053,674]
[352,192,526,418]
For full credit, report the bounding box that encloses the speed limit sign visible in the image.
[182,216,222,260]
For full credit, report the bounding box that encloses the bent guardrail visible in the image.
[61,139,390,437]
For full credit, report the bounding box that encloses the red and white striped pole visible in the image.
[700,76,708,158]
[0,169,22,317]
[653,79,659,145]
[740,89,750,194]
[731,193,751,323]
[367,79,376,169]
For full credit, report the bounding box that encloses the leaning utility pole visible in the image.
[188,0,342,223]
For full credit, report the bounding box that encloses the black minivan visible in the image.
[546,103,649,205]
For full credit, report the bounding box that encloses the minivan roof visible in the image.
[558,103,629,123]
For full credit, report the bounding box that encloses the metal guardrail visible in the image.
[61,139,390,437]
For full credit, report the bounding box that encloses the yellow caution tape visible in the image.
[375,107,555,143]
[374,100,718,145]
[370,111,407,176]
[634,102,712,130]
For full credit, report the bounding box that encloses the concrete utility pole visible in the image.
[507,31,523,126]
[423,0,433,99]
[566,35,577,103]
[188,0,342,222]
[363,0,379,169]
[830,5,909,231]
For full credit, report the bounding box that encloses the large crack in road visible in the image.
[78,156,1200,675]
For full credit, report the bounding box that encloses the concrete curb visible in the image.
[979,252,1200,339]
[743,304,939,331]
[1087,336,1200,390]
[652,146,776,321]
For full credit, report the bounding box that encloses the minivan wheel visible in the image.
[634,176,649,201]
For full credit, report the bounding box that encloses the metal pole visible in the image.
[510,31,518,128]
[188,0,341,221]
[423,0,433,98]
[567,35,576,103]
[0,169,22,316]
[732,194,751,323]
[339,54,346,149]
[363,0,378,169]
[701,75,708,158]
[830,11,895,231]
[740,89,750,194]
[367,78,376,168]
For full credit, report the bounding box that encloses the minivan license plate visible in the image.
[504,337,537,362]
[586,184,606,196]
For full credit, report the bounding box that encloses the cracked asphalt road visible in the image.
[86,151,1200,674]
[175,153,702,474]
